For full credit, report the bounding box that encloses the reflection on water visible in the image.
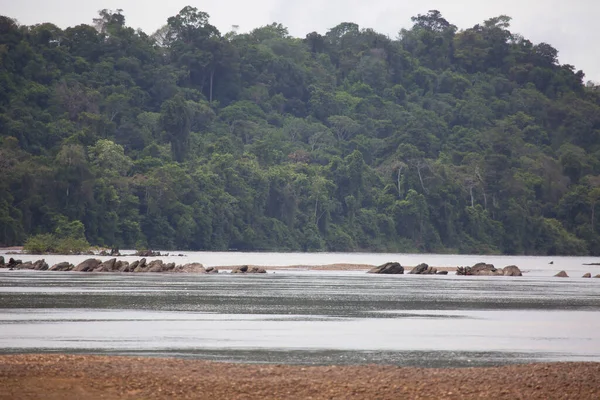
[1,270,600,367]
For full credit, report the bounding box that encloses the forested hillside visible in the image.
[1,8,600,254]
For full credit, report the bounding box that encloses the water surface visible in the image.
[1,269,599,367]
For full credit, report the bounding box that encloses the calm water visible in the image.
[1,252,600,367]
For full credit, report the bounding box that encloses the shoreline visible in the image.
[0,354,598,399]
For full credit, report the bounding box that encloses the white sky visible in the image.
[1,0,599,82]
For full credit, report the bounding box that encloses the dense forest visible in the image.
[1,7,600,255]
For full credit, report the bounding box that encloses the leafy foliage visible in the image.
[1,8,600,254]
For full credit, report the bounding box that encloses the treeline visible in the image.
[1,8,599,254]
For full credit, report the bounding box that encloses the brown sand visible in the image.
[0,355,598,399]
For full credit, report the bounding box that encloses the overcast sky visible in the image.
[2,0,599,82]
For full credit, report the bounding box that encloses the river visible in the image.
[1,251,599,367]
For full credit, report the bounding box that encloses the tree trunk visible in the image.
[209,69,214,103]
[470,186,474,208]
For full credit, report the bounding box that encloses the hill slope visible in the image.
[1,8,599,254]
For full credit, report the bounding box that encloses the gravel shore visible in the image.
[0,355,598,399]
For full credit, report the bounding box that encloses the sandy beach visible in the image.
[0,355,598,399]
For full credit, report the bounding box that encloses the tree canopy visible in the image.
[1,8,599,255]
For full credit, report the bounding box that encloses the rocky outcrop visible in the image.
[502,265,522,276]
[368,262,404,274]
[583,273,592,278]
[436,271,449,275]
[231,265,266,274]
[6,258,23,269]
[554,271,569,278]
[409,263,439,275]
[0,256,4,267]
[457,263,522,276]
[50,262,74,271]
[2,257,250,275]
[174,263,206,273]
[135,250,161,257]
[595,274,600,278]
[74,259,102,272]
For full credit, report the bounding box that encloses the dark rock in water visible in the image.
[408,263,429,275]
[231,265,249,274]
[110,248,120,256]
[33,259,49,271]
[249,266,267,274]
[582,273,592,278]
[554,271,569,278]
[19,262,35,270]
[99,250,109,256]
[368,262,404,274]
[117,261,130,272]
[175,263,205,273]
[436,271,449,275]
[205,267,219,274]
[503,265,522,276]
[98,258,117,271]
[136,250,161,257]
[549,261,554,265]
[74,259,101,272]
[7,258,22,269]
[50,262,74,271]
[164,262,176,271]
[457,263,518,276]
[127,260,139,272]
[231,265,266,274]
[470,263,502,276]
[147,260,165,273]
[595,274,600,278]
[0,256,4,266]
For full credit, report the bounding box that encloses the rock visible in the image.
[98,258,117,271]
[248,266,267,274]
[110,248,120,256]
[582,273,592,278]
[117,261,130,272]
[549,261,554,265]
[126,260,139,272]
[7,258,22,269]
[408,263,429,275]
[147,260,164,273]
[503,265,522,276]
[33,259,49,271]
[595,274,600,278]
[93,266,108,272]
[164,262,176,271]
[136,250,161,257]
[50,262,74,271]
[99,250,109,256]
[205,267,218,274]
[231,265,249,274]
[74,259,102,272]
[176,263,205,273]
[368,262,404,274]
[231,265,267,274]
[470,263,503,276]
[436,271,449,275]
[19,262,35,270]
[554,271,569,278]
[0,256,4,267]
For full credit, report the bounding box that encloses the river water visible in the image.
[1,252,600,367]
